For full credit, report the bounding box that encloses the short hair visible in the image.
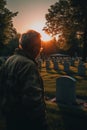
[19,30,41,49]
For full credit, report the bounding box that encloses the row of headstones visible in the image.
[51,56,84,67]
[45,58,86,76]
[37,57,87,76]
[38,56,84,67]
[51,56,82,65]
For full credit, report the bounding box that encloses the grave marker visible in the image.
[56,76,76,105]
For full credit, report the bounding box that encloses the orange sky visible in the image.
[7,0,58,35]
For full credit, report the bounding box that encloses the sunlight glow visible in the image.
[22,22,52,42]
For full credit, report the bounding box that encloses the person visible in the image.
[1,30,49,130]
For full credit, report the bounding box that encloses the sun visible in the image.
[40,31,52,41]
[22,22,52,42]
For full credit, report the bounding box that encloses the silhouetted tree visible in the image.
[0,0,18,50]
[70,0,87,61]
[43,0,86,59]
[6,33,20,55]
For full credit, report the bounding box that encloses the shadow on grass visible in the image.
[46,68,87,81]
[46,68,66,75]
[57,102,87,130]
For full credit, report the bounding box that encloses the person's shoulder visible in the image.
[5,54,16,62]
[5,54,36,69]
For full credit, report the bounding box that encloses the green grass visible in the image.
[46,101,87,130]
[40,63,87,130]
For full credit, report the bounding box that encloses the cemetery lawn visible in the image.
[46,101,87,130]
[40,66,87,130]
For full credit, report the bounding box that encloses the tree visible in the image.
[43,0,86,58]
[0,33,20,56]
[0,0,18,49]
[70,0,87,61]
[6,33,20,55]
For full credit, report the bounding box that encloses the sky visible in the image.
[7,0,58,35]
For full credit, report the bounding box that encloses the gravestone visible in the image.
[53,60,58,70]
[64,61,70,73]
[78,62,86,76]
[70,58,75,66]
[56,76,76,105]
[46,60,50,70]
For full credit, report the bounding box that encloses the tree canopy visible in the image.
[43,0,87,59]
[43,0,85,38]
[0,0,18,47]
[70,0,87,61]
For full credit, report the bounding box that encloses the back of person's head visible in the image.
[19,29,41,58]
[19,30,41,50]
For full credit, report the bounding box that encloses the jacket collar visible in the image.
[14,48,37,65]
